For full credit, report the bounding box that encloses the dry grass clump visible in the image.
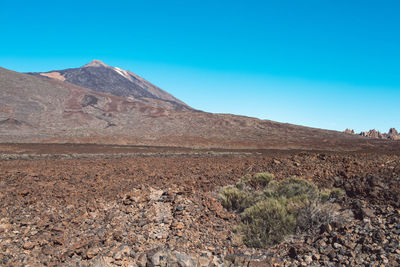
[219,173,350,248]
[295,201,348,234]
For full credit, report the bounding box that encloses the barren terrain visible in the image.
[0,145,399,266]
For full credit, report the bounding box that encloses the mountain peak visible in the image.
[32,60,191,110]
[83,60,109,68]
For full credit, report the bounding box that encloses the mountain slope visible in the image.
[1,66,398,151]
[29,60,192,111]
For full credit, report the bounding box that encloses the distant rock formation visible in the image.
[388,128,398,137]
[344,128,355,135]
[345,128,400,140]
[360,129,384,139]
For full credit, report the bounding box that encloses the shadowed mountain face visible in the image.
[1,66,399,151]
[29,60,192,111]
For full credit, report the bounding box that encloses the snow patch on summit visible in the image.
[113,67,134,82]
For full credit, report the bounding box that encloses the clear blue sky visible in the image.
[1,0,399,133]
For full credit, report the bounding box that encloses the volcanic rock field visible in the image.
[0,145,399,266]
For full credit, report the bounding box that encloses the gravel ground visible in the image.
[0,150,399,266]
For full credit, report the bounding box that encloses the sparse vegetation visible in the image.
[277,177,319,201]
[238,198,295,247]
[319,187,345,202]
[219,187,251,211]
[219,173,349,248]
[253,172,275,187]
[319,189,331,202]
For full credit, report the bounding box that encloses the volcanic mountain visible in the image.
[29,60,191,111]
[0,63,398,150]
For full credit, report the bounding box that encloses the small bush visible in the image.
[235,180,247,190]
[277,177,319,201]
[253,172,275,187]
[219,174,351,248]
[286,194,311,215]
[320,189,331,202]
[262,188,277,199]
[219,187,252,211]
[320,188,345,202]
[240,174,253,182]
[236,173,274,190]
[266,179,279,191]
[239,198,295,247]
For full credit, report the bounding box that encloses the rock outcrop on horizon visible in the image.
[345,128,400,140]
[344,128,355,135]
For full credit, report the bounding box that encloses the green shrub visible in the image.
[236,173,274,190]
[240,174,253,182]
[260,179,280,199]
[277,177,319,201]
[235,174,251,190]
[219,174,351,249]
[266,179,279,191]
[219,187,252,211]
[262,188,277,199]
[320,188,345,202]
[253,172,275,187]
[239,199,295,247]
[286,193,311,215]
[235,180,247,190]
[320,189,331,202]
